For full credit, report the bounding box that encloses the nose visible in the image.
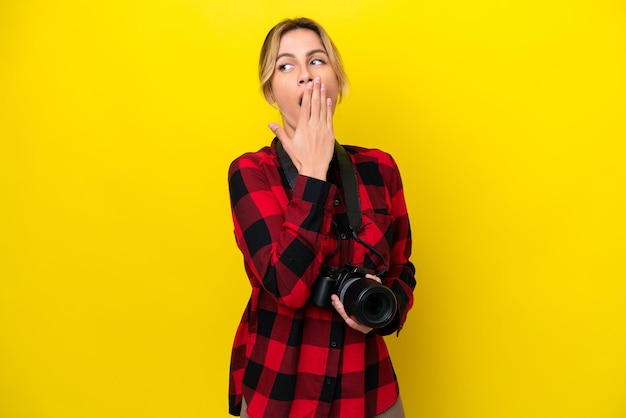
[298,68,313,85]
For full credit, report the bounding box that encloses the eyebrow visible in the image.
[276,49,328,60]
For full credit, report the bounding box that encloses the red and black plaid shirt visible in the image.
[228,138,416,418]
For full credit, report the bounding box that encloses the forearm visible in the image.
[377,161,417,335]
[230,163,337,308]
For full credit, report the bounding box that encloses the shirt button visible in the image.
[331,341,337,348]
[326,378,332,385]
[340,233,347,240]
[333,199,340,206]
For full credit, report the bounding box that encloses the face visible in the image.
[270,29,339,132]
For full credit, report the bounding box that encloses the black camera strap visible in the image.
[276,139,387,276]
[336,143,363,234]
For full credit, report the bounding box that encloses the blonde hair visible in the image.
[259,17,348,104]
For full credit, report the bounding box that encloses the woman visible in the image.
[228,17,416,418]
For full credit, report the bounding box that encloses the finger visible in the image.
[268,122,287,143]
[346,316,373,334]
[331,294,349,321]
[326,96,333,129]
[319,82,327,123]
[299,81,313,121]
[332,295,373,334]
[310,76,321,122]
[365,273,382,284]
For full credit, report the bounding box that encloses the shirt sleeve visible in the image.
[228,152,338,309]
[376,153,417,336]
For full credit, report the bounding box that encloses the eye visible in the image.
[278,63,294,71]
[311,58,325,66]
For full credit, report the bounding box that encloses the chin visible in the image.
[280,113,298,132]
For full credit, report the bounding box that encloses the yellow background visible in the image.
[1,0,625,417]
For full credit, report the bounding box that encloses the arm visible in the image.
[229,155,337,309]
[229,78,337,309]
[376,154,416,335]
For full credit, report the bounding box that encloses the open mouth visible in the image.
[298,94,303,107]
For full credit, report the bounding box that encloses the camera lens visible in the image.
[339,277,397,329]
[364,294,383,316]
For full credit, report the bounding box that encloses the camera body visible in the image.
[310,265,397,329]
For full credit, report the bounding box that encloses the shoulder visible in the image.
[228,141,278,178]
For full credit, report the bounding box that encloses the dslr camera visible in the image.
[310,265,397,329]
